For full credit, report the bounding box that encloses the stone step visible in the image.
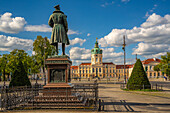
[22,103,86,107]
[28,100,82,103]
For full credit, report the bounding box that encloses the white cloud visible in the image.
[132,43,170,58]
[70,38,86,46]
[0,12,27,33]
[141,13,167,28]
[69,46,124,65]
[69,47,91,65]
[67,29,79,35]
[99,13,170,58]
[145,12,150,18]
[144,4,158,18]
[69,47,91,60]
[98,29,133,47]
[25,24,79,35]
[25,24,51,32]
[121,0,130,3]
[101,1,114,7]
[87,33,91,36]
[102,48,124,64]
[102,48,123,59]
[0,35,33,52]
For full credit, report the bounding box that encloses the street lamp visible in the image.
[122,35,126,84]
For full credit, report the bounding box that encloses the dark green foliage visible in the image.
[9,58,31,87]
[127,59,151,90]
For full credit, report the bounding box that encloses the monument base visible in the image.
[43,55,72,96]
[43,83,73,96]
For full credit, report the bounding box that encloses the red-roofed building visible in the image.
[70,66,78,78]
[142,58,163,78]
[128,58,164,78]
[116,65,133,78]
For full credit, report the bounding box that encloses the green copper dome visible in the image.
[91,38,102,54]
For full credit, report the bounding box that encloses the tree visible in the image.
[0,54,9,81]
[33,36,55,84]
[7,49,32,73]
[154,65,160,72]
[30,55,40,79]
[9,56,31,87]
[127,59,151,90]
[159,52,170,79]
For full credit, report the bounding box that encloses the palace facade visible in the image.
[71,39,166,79]
[71,39,116,78]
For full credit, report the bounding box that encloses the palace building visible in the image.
[71,39,166,79]
[71,38,116,78]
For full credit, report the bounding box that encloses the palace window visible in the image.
[150,66,152,70]
[150,73,152,77]
[99,68,101,72]
[80,70,81,73]
[154,73,156,77]
[158,72,160,77]
[93,68,94,73]
[96,68,98,74]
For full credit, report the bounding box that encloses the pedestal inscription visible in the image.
[50,69,65,83]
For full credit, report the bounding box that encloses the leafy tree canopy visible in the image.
[159,52,170,78]
[33,36,55,72]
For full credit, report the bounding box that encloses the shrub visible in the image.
[9,59,31,87]
[127,59,151,90]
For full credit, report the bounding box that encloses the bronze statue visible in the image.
[48,5,70,55]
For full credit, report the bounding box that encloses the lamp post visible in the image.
[43,38,47,85]
[122,35,126,84]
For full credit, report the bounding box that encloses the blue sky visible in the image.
[0,0,170,65]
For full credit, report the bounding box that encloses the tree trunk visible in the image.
[7,73,10,81]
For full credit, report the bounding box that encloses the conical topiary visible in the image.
[127,59,151,90]
[9,59,31,87]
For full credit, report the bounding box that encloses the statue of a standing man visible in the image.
[48,5,70,55]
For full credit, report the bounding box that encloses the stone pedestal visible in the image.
[43,55,72,95]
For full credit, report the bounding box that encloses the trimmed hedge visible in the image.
[127,59,151,90]
[9,59,31,87]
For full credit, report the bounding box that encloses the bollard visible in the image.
[98,99,101,111]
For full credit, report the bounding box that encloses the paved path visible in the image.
[99,84,170,113]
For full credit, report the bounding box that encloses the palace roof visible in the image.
[116,65,133,69]
[142,58,161,65]
[103,62,115,65]
[71,66,78,69]
[80,63,91,65]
